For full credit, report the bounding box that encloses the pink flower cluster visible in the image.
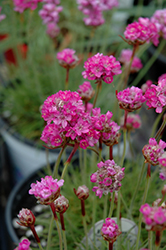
[40,90,100,149]
[90,160,125,198]
[101,218,121,243]
[39,1,63,38]
[0,7,5,21]
[159,152,166,180]
[13,0,42,13]
[120,113,142,131]
[141,80,153,94]
[92,108,120,146]
[57,48,79,69]
[142,138,166,166]
[116,86,145,112]
[124,17,159,46]
[77,81,95,102]
[29,176,64,204]
[77,0,118,27]
[14,239,32,250]
[151,9,166,39]
[145,78,166,113]
[119,49,143,73]
[82,53,122,84]
[140,203,166,231]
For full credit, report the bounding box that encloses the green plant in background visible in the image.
[1,0,166,250]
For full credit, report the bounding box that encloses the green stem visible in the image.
[81,200,88,249]
[123,43,138,89]
[62,229,67,250]
[103,195,108,220]
[83,149,87,185]
[45,148,52,175]
[135,172,150,250]
[150,111,164,138]
[92,194,97,245]
[148,231,153,250]
[132,39,166,87]
[129,161,146,213]
[109,192,115,218]
[37,243,44,250]
[120,129,127,167]
[92,80,102,109]
[154,111,166,142]
[46,215,54,250]
[128,131,134,158]
[61,161,70,179]
[52,145,67,178]
[116,190,121,250]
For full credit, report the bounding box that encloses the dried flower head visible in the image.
[17,208,36,227]
[142,138,166,166]
[90,160,125,198]
[54,195,69,213]
[101,218,121,243]
[74,185,89,200]
[29,176,64,205]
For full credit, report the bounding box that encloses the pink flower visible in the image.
[116,86,145,112]
[140,203,166,231]
[57,48,79,69]
[46,22,60,38]
[158,73,166,82]
[14,239,32,250]
[124,18,159,46]
[101,218,121,243]
[159,152,166,180]
[0,7,5,21]
[39,3,63,24]
[145,78,166,113]
[120,113,141,131]
[92,108,120,146]
[77,81,95,102]
[142,138,166,166]
[17,208,36,227]
[82,53,122,84]
[41,90,100,149]
[29,176,64,204]
[151,9,166,40]
[141,80,153,94]
[13,0,42,13]
[90,160,125,198]
[77,0,118,26]
[119,49,143,73]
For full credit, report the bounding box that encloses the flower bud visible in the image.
[17,208,35,227]
[74,185,89,200]
[54,195,69,213]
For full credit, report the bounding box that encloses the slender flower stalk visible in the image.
[65,68,69,90]
[109,192,115,218]
[93,80,102,109]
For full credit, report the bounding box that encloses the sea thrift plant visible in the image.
[116,86,145,112]
[13,0,42,13]
[142,138,166,166]
[90,160,125,198]
[119,49,143,73]
[82,53,122,84]
[3,2,166,250]
[29,176,64,204]
[101,218,121,243]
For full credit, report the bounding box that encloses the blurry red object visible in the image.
[0,34,28,65]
